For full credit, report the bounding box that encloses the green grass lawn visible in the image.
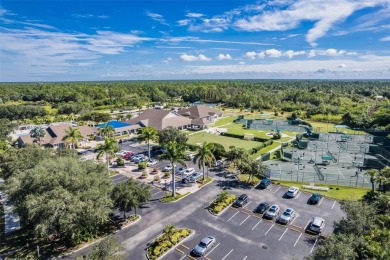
[273,180,369,201]
[249,142,281,159]
[43,104,58,115]
[188,132,261,150]
[214,116,236,127]
[306,120,365,135]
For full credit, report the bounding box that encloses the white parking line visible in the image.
[180,254,187,260]
[294,233,302,247]
[264,223,275,235]
[243,201,252,209]
[290,215,298,225]
[337,169,345,179]
[204,242,220,257]
[252,219,262,230]
[273,187,281,194]
[331,201,337,209]
[243,256,247,260]
[295,192,301,199]
[228,212,239,221]
[152,190,162,196]
[304,219,311,230]
[221,249,234,260]
[279,228,289,241]
[240,215,251,226]
[310,237,319,253]
[318,197,324,206]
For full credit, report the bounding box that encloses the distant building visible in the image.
[17,124,97,148]
[178,105,223,129]
[125,109,192,130]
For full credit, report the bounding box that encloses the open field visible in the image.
[188,132,261,150]
[249,142,281,159]
[306,120,366,135]
[213,116,236,127]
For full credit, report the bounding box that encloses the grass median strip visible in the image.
[160,192,191,202]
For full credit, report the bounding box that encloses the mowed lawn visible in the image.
[188,132,261,150]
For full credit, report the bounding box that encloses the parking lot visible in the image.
[162,181,343,260]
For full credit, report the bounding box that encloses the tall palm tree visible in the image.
[117,114,125,122]
[30,126,46,146]
[95,138,120,172]
[138,127,158,160]
[193,142,216,181]
[159,141,187,197]
[125,113,133,120]
[98,124,115,138]
[62,126,84,149]
[366,169,379,192]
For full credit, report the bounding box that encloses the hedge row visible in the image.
[221,132,269,142]
[251,139,274,154]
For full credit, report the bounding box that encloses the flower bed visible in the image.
[147,228,192,260]
[208,190,237,215]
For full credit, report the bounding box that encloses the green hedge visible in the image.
[251,139,274,154]
[222,132,268,142]
[209,191,237,214]
[147,228,192,260]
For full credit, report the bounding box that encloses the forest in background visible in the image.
[0,80,389,130]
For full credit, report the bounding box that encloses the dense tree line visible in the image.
[1,80,389,129]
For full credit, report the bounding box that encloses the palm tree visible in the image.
[238,159,267,183]
[159,141,187,197]
[138,127,158,160]
[125,113,133,120]
[95,138,120,172]
[30,126,46,146]
[366,169,379,192]
[193,142,216,181]
[98,124,115,138]
[62,126,84,149]
[117,114,125,122]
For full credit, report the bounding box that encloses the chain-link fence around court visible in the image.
[267,169,371,188]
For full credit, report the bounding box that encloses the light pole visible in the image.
[313,143,317,164]
[337,144,341,165]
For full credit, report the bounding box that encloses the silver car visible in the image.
[192,236,215,256]
[264,204,280,219]
[278,208,295,224]
[309,217,325,233]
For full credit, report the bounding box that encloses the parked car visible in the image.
[184,168,195,175]
[286,186,299,198]
[264,204,280,219]
[308,217,325,234]
[308,193,322,204]
[278,208,295,224]
[214,160,223,167]
[187,172,202,182]
[233,194,249,207]
[192,236,216,256]
[258,178,271,189]
[163,164,174,172]
[176,167,187,175]
[255,202,269,214]
[115,150,128,156]
[123,151,134,159]
[147,159,158,166]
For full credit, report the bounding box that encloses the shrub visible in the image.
[117,157,125,166]
[138,162,147,170]
[153,175,161,182]
[209,191,236,214]
[164,171,170,178]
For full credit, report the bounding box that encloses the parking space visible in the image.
[110,174,129,185]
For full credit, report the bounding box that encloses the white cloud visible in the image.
[145,11,169,26]
[245,51,257,60]
[265,48,282,58]
[233,0,390,46]
[308,50,316,58]
[186,12,204,18]
[162,57,173,64]
[180,54,211,61]
[217,53,232,60]
[177,19,191,26]
[284,50,306,58]
[238,61,246,65]
[338,63,347,68]
[72,14,108,19]
[380,35,390,41]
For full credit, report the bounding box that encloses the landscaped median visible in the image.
[146,224,193,260]
[208,190,237,215]
[160,192,191,202]
[198,176,213,188]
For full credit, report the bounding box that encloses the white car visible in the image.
[264,204,280,219]
[286,186,299,198]
[278,208,295,224]
[214,160,223,167]
[176,167,187,175]
[308,217,325,233]
[115,150,128,156]
[163,164,175,172]
[184,168,195,175]
[147,159,158,166]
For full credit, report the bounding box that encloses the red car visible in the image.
[123,152,134,159]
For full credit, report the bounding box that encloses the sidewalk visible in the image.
[0,189,20,234]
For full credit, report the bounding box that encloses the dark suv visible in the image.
[259,178,271,189]
[233,194,248,207]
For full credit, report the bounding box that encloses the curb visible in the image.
[159,192,192,203]
[197,177,214,188]
[146,229,195,260]
[208,195,236,216]
[61,215,141,257]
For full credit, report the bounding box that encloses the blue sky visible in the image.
[1,0,390,82]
